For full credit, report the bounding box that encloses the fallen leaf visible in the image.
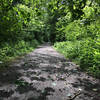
[92,88,98,92]
[78,88,82,91]
[67,93,72,97]
[52,82,57,86]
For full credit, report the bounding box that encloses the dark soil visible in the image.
[0,43,100,100]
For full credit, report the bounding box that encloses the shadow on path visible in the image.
[0,43,100,100]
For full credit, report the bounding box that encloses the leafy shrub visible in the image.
[0,0,45,65]
[54,41,81,59]
[54,38,100,78]
[0,40,39,62]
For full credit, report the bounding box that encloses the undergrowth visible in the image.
[54,39,100,78]
[0,39,39,68]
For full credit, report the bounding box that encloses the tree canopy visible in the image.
[0,0,100,77]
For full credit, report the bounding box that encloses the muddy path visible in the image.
[0,43,100,100]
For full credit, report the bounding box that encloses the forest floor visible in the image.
[0,43,100,100]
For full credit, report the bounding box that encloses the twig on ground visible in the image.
[68,90,81,100]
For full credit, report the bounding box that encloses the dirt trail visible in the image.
[0,43,100,100]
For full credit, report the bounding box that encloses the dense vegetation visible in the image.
[0,0,100,77]
[0,0,46,63]
[53,0,100,78]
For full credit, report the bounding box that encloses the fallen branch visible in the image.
[68,91,81,100]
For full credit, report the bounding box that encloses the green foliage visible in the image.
[0,0,45,64]
[0,40,39,62]
[54,0,100,78]
[0,0,100,78]
[54,41,81,59]
[54,38,100,78]
[55,14,71,41]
